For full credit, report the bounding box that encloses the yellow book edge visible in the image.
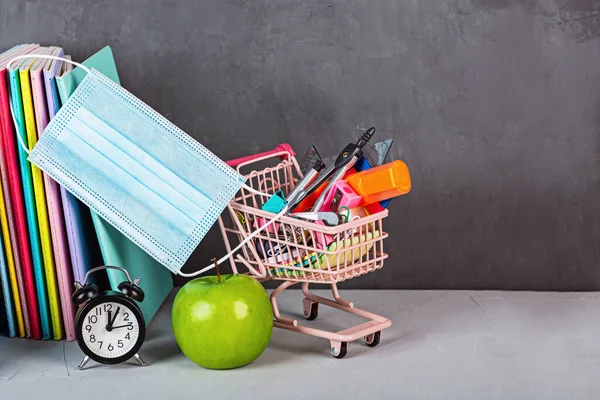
[19,68,64,340]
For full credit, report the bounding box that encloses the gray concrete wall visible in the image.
[1,0,599,290]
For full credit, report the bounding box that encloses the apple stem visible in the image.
[212,258,221,283]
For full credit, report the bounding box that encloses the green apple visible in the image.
[171,273,273,369]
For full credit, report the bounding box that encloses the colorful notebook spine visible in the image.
[0,43,173,339]
[19,54,63,340]
[12,57,53,339]
[4,52,41,339]
[43,49,77,341]
[0,44,106,340]
[0,44,38,339]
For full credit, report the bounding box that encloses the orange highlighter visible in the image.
[344,160,411,206]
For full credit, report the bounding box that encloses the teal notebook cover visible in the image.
[56,46,173,325]
[8,67,52,339]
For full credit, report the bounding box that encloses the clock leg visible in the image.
[134,353,147,367]
[77,356,90,370]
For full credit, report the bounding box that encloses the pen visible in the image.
[309,127,376,212]
[286,160,324,211]
[291,127,376,213]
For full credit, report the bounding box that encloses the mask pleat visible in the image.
[67,111,208,221]
[75,107,215,210]
[55,128,195,245]
[88,82,236,200]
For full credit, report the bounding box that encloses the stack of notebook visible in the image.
[0,44,173,341]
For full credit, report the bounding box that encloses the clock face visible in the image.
[76,296,145,364]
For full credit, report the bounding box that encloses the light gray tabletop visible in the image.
[1,289,599,399]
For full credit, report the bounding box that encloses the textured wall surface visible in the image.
[1,0,599,290]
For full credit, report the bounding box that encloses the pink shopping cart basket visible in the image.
[218,143,391,359]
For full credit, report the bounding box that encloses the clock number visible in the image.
[125,333,130,340]
[95,307,102,316]
[123,312,129,321]
[98,341,103,349]
[118,340,124,348]
[104,304,112,312]
[127,323,133,331]
[85,325,91,333]
[90,334,96,343]
[88,315,97,324]
[108,343,114,352]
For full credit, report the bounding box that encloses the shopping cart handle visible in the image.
[226,143,296,168]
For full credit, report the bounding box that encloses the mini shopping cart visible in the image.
[218,143,391,359]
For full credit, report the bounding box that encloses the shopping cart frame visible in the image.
[218,144,391,358]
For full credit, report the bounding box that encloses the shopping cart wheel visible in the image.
[303,298,319,321]
[364,331,381,347]
[330,342,348,359]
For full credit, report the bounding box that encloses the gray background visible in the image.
[1,0,599,290]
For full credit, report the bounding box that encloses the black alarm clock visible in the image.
[72,265,147,370]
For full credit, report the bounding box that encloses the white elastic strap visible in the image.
[6,54,90,155]
[178,200,288,277]
[9,100,30,155]
[5,54,91,74]
[239,184,273,199]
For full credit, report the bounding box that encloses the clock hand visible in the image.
[111,323,132,329]
[107,307,121,331]
[107,310,112,329]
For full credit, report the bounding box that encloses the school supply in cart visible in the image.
[286,128,375,213]
[308,137,396,209]
[319,181,362,212]
[344,160,411,206]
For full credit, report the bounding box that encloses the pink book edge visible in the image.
[31,69,76,341]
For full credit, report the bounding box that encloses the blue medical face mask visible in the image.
[7,55,285,276]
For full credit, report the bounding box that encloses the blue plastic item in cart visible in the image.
[261,190,288,213]
[353,157,392,208]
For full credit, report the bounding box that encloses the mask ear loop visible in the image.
[178,203,287,277]
[5,54,278,278]
[6,54,91,155]
[9,100,29,155]
[5,54,91,75]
